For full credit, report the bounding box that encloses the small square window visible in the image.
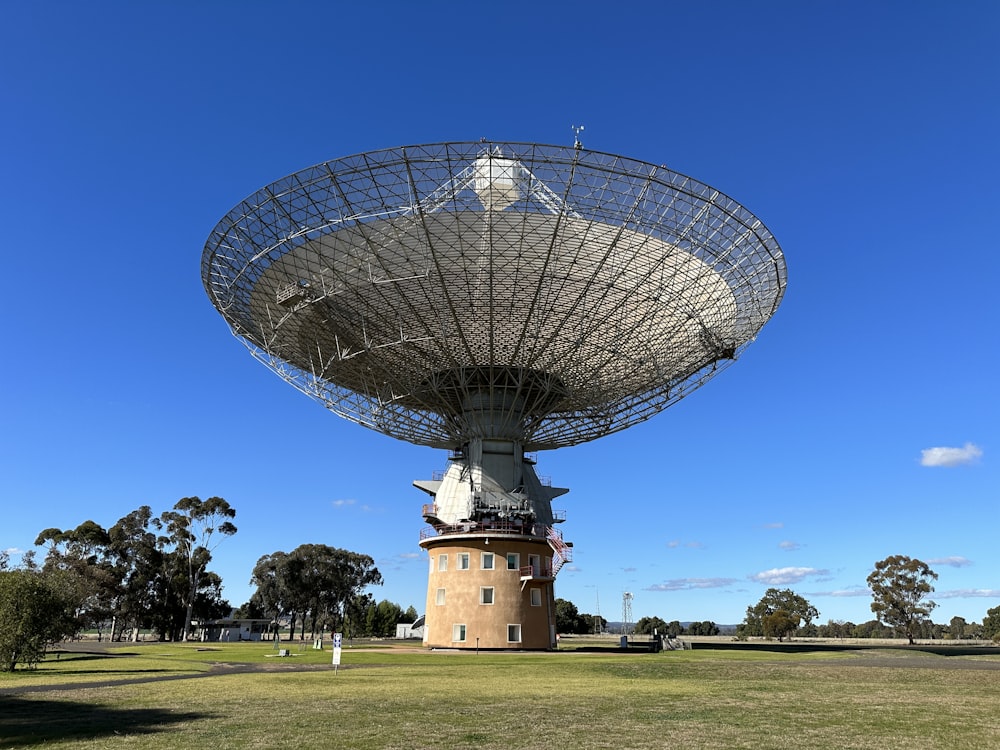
[436,588,446,606]
[507,624,521,643]
[453,624,466,642]
[438,554,448,572]
[457,553,470,570]
[506,553,520,570]
[482,552,494,570]
[530,588,542,607]
[480,587,494,605]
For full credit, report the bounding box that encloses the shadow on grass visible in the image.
[0,695,213,747]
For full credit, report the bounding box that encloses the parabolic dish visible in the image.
[202,142,786,450]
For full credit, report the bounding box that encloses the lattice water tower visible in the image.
[201,141,786,649]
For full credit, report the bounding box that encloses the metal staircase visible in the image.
[545,526,573,575]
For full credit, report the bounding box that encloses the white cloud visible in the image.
[929,556,972,568]
[824,588,871,598]
[667,540,704,549]
[749,567,828,585]
[398,552,422,560]
[920,443,982,467]
[762,522,784,529]
[779,540,802,551]
[936,588,1000,599]
[647,577,739,592]
[331,498,356,508]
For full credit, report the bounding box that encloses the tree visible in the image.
[763,610,799,641]
[634,616,668,635]
[157,496,237,641]
[981,605,1000,642]
[250,544,382,641]
[739,588,818,638]
[687,621,720,636]
[867,555,937,644]
[581,613,608,634]
[34,521,117,638]
[106,506,165,640]
[852,620,892,639]
[0,570,79,671]
[818,620,856,638]
[949,616,968,640]
[554,598,586,634]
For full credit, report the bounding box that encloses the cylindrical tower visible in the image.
[414,438,571,648]
[420,534,558,649]
[201,141,786,650]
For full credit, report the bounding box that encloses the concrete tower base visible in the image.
[419,531,557,649]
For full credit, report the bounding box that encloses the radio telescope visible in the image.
[201,141,786,649]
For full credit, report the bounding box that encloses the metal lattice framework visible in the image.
[202,142,786,450]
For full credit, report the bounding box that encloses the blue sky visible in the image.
[3,1,998,627]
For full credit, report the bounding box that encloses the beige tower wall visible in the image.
[420,535,556,650]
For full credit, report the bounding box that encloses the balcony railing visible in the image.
[419,519,549,541]
[520,565,554,579]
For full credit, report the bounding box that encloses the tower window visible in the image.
[506,553,520,570]
[530,588,542,607]
[457,553,470,570]
[480,587,494,605]
[453,624,466,642]
[507,624,521,643]
[438,554,448,572]
[436,588,446,606]
[482,552,494,570]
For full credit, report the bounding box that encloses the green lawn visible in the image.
[2,641,998,749]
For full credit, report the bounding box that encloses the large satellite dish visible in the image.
[202,142,785,451]
[202,141,786,650]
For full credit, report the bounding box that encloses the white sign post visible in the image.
[332,632,342,673]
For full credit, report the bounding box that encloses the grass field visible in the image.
[2,639,999,749]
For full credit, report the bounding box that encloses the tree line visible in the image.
[241,543,412,641]
[555,555,1000,645]
[0,497,414,671]
[734,555,1000,643]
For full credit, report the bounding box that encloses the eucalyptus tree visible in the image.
[250,550,292,634]
[982,605,1000,641]
[106,506,164,640]
[250,544,382,640]
[763,610,799,641]
[867,555,937,644]
[34,520,117,636]
[739,588,819,638]
[157,496,237,640]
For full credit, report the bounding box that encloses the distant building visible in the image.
[196,618,273,642]
[396,614,425,639]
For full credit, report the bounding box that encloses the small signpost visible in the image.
[332,632,342,673]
